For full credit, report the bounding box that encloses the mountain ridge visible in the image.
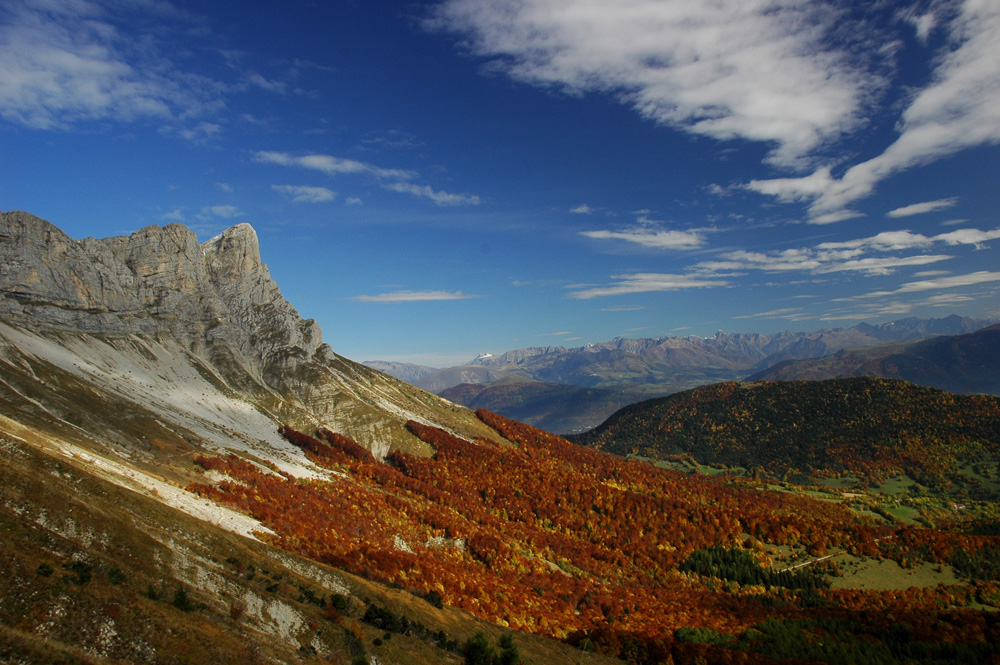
[373,314,995,432]
[749,323,1000,395]
[0,210,498,458]
[371,315,993,393]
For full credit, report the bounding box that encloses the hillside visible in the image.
[570,378,1000,490]
[749,324,1000,395]
[4,211,1000,665]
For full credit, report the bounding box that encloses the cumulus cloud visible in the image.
[569,273,728,299]
[272,184,336,203]
[0,0,223,130]
[886,197,958,218]
[429,0,883,169]
[748,2,1000,217]
[351,290,479,303]
[255,151,480,206]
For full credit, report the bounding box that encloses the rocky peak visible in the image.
[0,209,321,363]
[204,223,263,281]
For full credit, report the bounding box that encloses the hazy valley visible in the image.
[368,316,996,434]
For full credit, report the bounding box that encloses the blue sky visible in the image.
[2,0,999,366]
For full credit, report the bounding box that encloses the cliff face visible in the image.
[0,210,496,459]
[0,211,321,367]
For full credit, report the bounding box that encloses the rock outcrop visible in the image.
[0,211,321,368]
[0,210,497,457]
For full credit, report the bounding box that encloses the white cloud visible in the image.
[569,273,728,299]
[346,197,363,206]
[0,0,222,130]
[216,182,234,193]
[886,197,958,218]
[203,205,243,219]
[351,290,479,303]
[895,271,1000,293]
[581,227,705,250]
[254,151,413,180]
[161,208,184,221]
[255,151,480,206]
[272,184,336,203]
[818,230,934,251]
[382,181,481,206]
[570,204,593,214]
[694,247,953,276]
[430,0,882,169]
[903,10,938,44]
[175,122,222,142]
[601,305,645,312]
[818,226,1000,251]
[808,210,866,225]
[933,228,1000,248]
[748,2,1000,217]
[732,308,806,320]
[818,254,952,276]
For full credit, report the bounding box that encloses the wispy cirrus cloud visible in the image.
[733,308,807,320]
[569,273,728,299]
[272,184,336,203]
[688,224,1000,277]
[693,248,952,276]
[255,151,413,180]
[748,2,1000,218]
[894,270,1000,294]
[0,0,223,132]
[254,151,480,206]
[429,0,883,170]
[351,290,480,304]
[817,227,1000,251]
[201,205,244,219]
[382,181,481,206]
[581,214,709,250]
[581,227,706,251]
[886,197,958,218]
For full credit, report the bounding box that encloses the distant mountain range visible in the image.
[367,315,996,433]
[749,323,1000,395]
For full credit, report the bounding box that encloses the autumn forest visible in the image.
[189,398,1000,665]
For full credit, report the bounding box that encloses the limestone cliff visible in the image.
[0,210,496,461]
